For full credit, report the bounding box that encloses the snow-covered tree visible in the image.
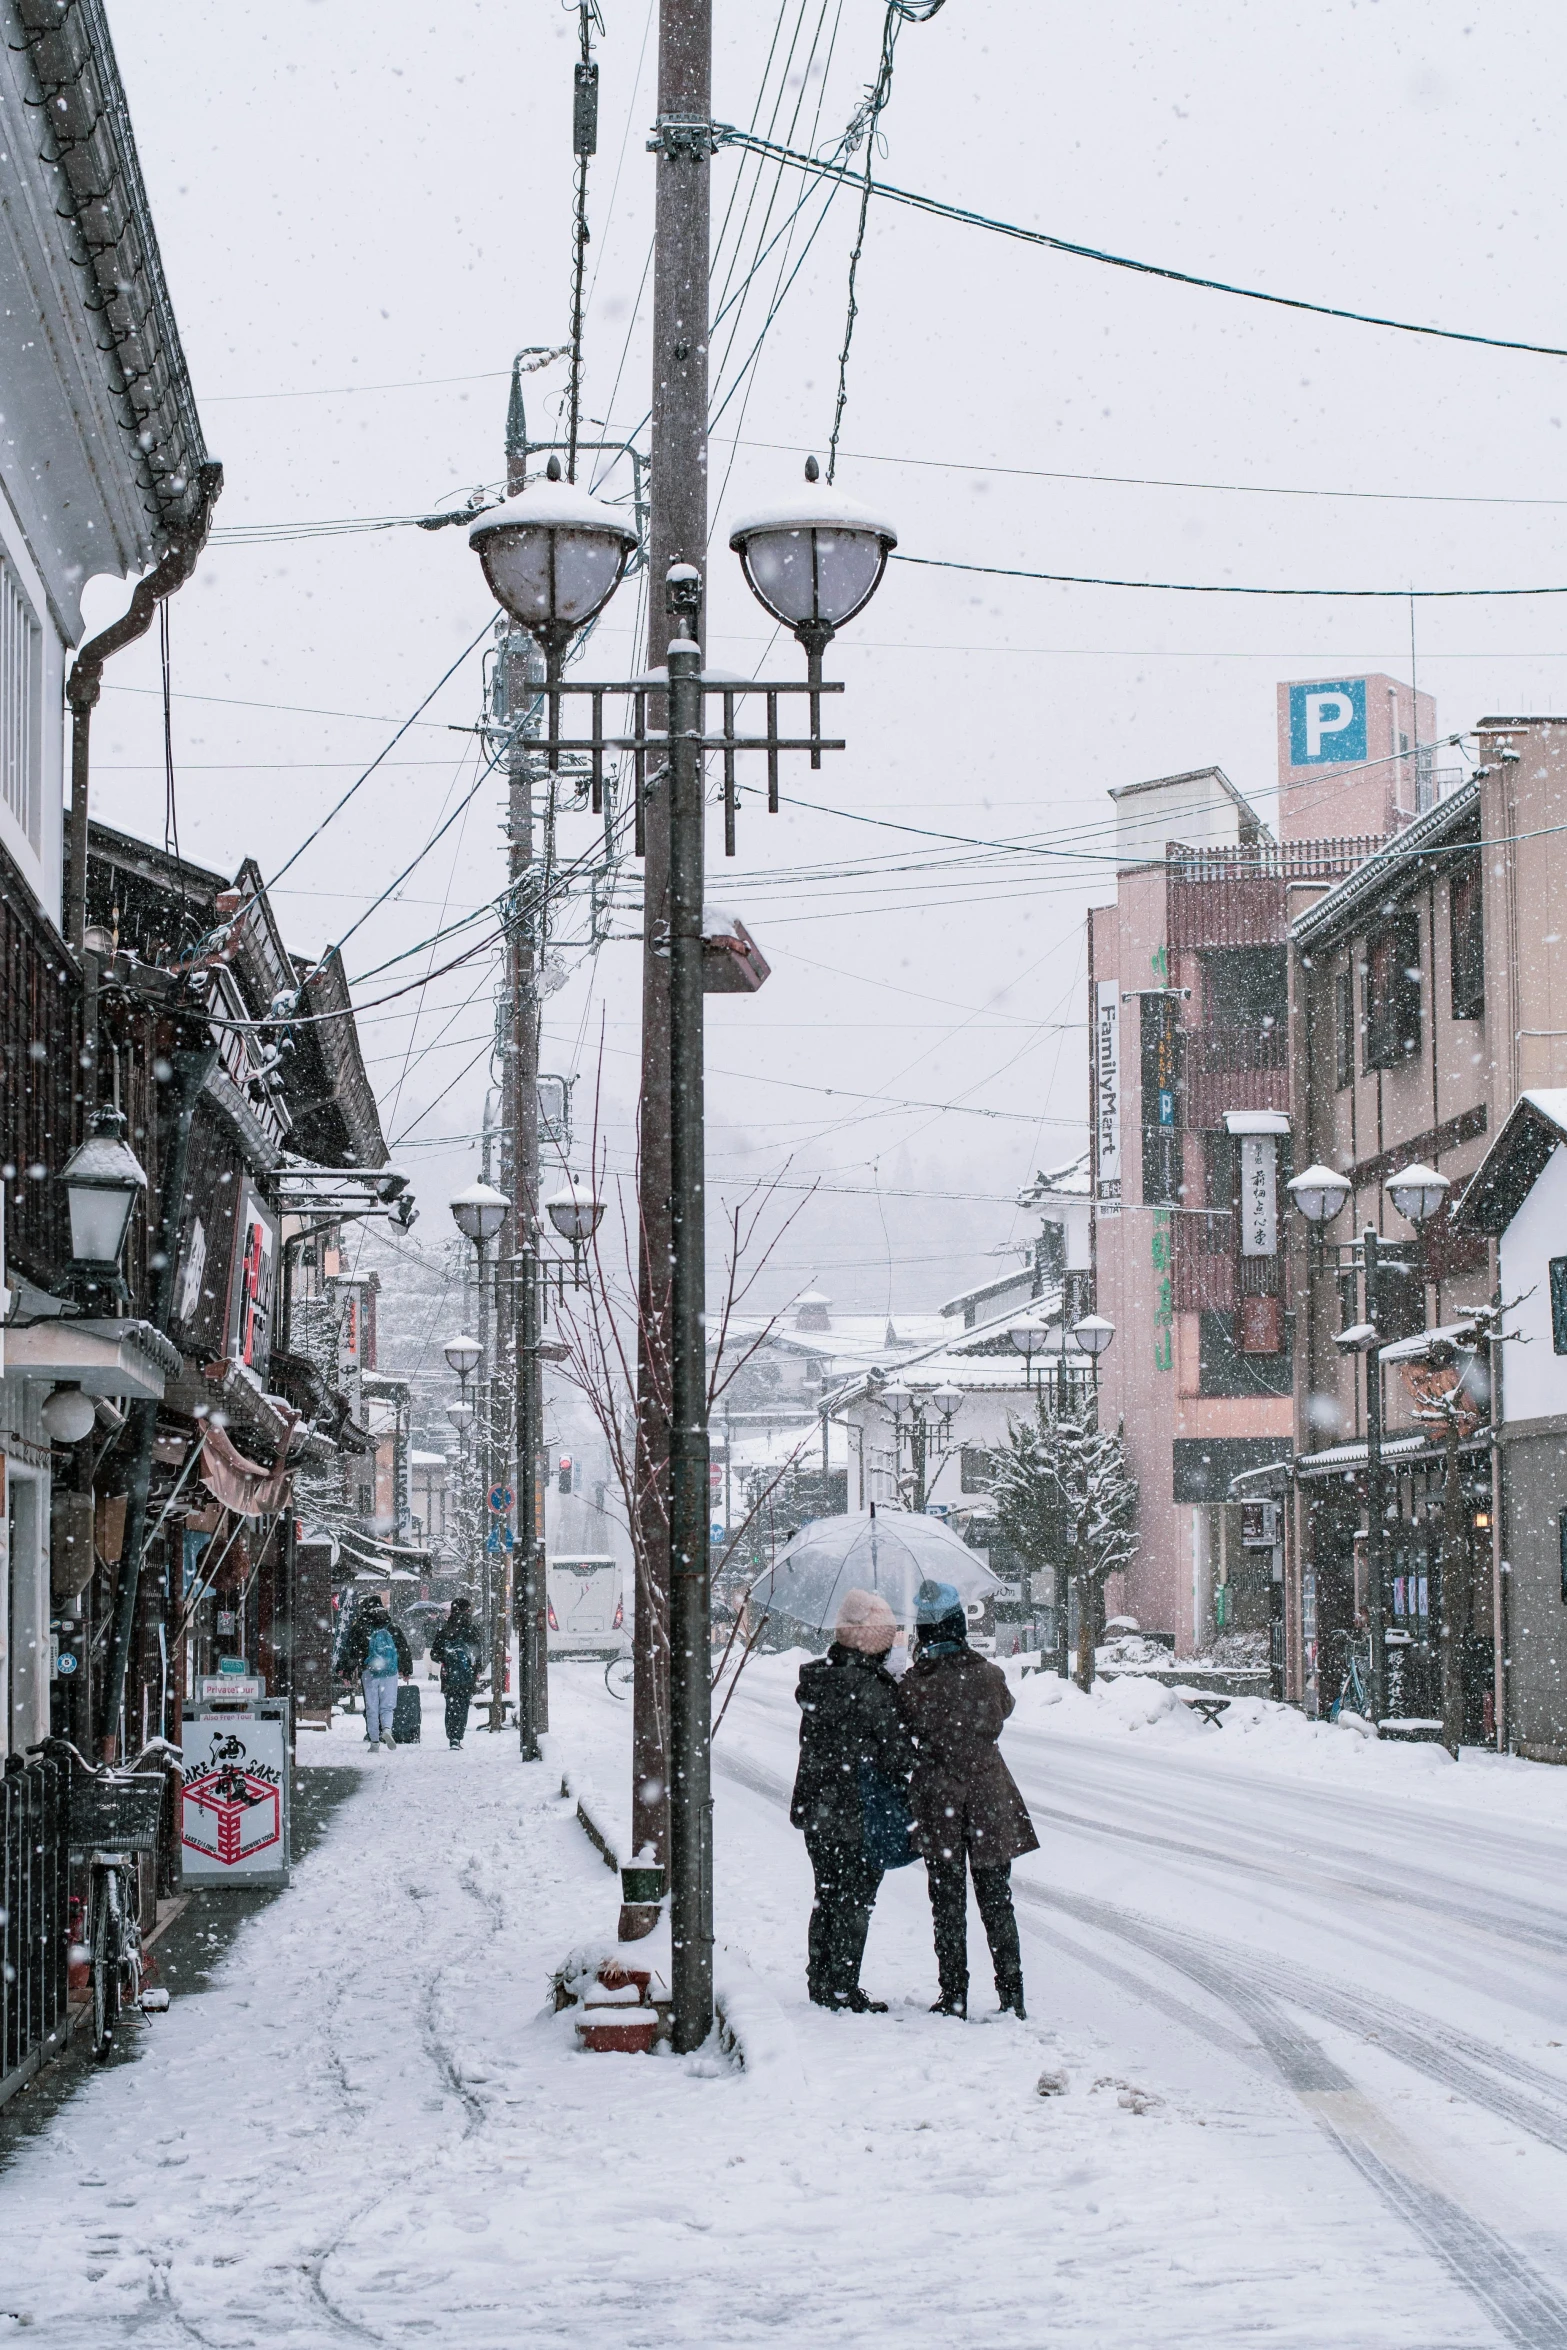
[989,1396,1138,1691]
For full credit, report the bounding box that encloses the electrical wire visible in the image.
[263,622,491,894]
[892,553,1567,599]
[826,3,902,481]
[719,128,1567,364]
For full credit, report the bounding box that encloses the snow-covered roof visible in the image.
[717,1313,949,1378]
[1017,1152,1092,1206]
[939,1263,1037,1320]
[1458,1088,1567,1236]
[826,1292,1073,1408]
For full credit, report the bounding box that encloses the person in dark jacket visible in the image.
[790,1589,914,2013]
[899,1577,1039,2019]
[341,1598,413,1750]
[430,1595,484,1749]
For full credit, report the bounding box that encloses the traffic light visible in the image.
[557,1454,573,1495]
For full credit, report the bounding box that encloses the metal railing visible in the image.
[1,1750,71,2107]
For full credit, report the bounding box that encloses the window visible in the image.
[1363,906,1422,1070]
[1551,1258,1567,1355]
[1334,968,1354,1088]
[1450,856,1485,1021]
[0,554,42,850]
[960,1447,997,1495]
[1198,1311,1291,1399]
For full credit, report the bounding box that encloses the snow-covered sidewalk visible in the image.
[2,1673,1563,2347]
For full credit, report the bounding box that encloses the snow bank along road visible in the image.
[6,1666,1567,2346]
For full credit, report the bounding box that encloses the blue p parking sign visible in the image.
[1289,679,1367,766]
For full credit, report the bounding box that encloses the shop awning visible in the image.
[5,1315,180,1399]
[200,1420,295,1517]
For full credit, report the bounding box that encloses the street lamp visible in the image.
[1385,1161,1451,1230]
[730,461,898,766]
[445,1399,474,1434]
[1008,1318,1049,1390]
[443,1332,482,1385]
[1072,1311,1115,1420]
[881,1381,912,1417]
[544,1173,606,1258]
[468,458,638,674]
[60,1106,148,1302]
[931,1383,963,1422]
[449,1181,510,1248]
[1287,1164,1352,1226]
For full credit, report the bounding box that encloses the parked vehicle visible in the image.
[546,1556,625,1659]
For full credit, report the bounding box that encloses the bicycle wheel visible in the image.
[604,1656,634,1700]
[89,1873,115,2058]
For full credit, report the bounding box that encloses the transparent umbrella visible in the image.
[747,1507,1000,1632]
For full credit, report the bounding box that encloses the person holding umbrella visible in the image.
[899,1578,1037,2018]
[789,1589,915,2013]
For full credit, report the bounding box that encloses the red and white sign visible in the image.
[181,1716,287,1880]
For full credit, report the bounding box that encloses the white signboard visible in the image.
[1239,1135,1279,1257]
[181,1712,289,1884]
[1095,980,1121,1206]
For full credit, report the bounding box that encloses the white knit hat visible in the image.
[835,1587,897,1654]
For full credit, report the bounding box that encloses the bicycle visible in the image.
[33,1738,171,2058]
[1325,1631,1372,1724]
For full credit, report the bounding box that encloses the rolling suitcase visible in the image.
[392,1683,422,1744]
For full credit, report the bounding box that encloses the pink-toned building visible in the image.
[1085,678,1427,1661]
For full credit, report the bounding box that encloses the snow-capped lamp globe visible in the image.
[544,1174,605,1253]
[468,454,638,673]
[1071,1313,1116,1362]
[931,1382,964,1422]
[445,1399,474,1433]
[729,458,897,764]
[449,1179,509,1249]
[1384,1162,1451,1230]
[443,1332,482,1385]
[1287,1164,1353,1225]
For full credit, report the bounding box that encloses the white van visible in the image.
[546,1555,625,1659]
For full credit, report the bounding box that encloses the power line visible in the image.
[719,128,1567,365]
[892,553,1567,599]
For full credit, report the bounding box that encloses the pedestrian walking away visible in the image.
[430,1594,484,1748]
[341,1597,414,1749]
[789,1588,917,2013]
[899,1578,1038,2020]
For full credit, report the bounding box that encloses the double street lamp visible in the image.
[880,1380,963,1511]
[1287,1158,1452,1723]
[466,456,894,2047]
[1008,1311,1116,1411]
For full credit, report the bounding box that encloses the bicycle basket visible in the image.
[68,1770,167,1854]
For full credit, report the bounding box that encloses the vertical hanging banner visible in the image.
[1239,1135,1280,1257]
[1094,980,1121,1207]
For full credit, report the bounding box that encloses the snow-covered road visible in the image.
[5,1662,1567,2347]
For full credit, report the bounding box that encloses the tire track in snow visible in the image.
[712,1739,1567,2345]
[1014,1882,1567,2350]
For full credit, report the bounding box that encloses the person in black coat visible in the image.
[899,1577,1039,2019]
[430,1596,484,1749]
[790,1588,914,2012]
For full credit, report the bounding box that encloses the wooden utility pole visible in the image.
[502,367,548,1757]
[625,0,712,1958]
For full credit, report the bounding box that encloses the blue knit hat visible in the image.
[914,1578,962,1626]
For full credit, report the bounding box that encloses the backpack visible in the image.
[366,1625,400,1677]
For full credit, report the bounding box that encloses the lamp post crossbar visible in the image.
[519,671,846,836]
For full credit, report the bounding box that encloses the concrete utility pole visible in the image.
[626,0,712,1972]
[1362,1226,1389,1723]
[497,372,550,1756]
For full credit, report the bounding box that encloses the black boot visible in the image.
[930,1986,967,2018]
[996,1978,1026,2019]
[843,1987,888,2014]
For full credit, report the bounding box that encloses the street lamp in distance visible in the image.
[1071,1312,1115,1418]
[1385,1162,1451,1231]
[444,1332,482,1386]
[1008,1318,1049,1391]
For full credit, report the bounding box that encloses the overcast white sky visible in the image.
[92,0,1567,1316]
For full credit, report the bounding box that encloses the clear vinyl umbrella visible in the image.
[747,1507,1000,1632]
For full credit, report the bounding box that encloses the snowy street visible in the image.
[6,1664,1567,2347]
